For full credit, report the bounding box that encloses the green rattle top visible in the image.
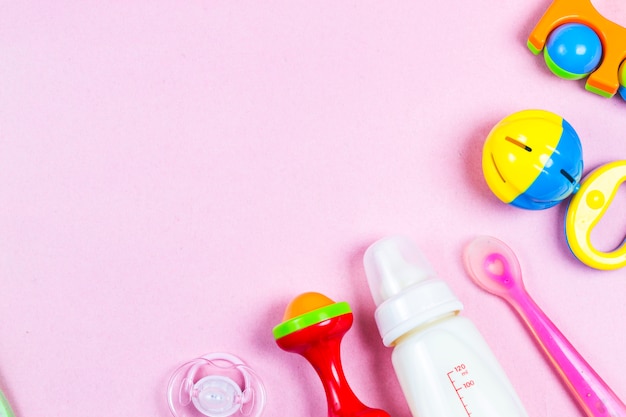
[272,292,351,339]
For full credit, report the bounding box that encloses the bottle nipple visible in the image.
[363,236,437,305]
[363,236,463,346]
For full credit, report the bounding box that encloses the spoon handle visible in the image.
[509,289,626,417]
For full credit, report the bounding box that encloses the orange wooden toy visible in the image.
[527,0,626,99]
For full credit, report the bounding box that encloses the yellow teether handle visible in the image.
[565,161,626,270]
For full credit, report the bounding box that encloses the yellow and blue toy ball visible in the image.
[544,23,602,80]
[482,109,583,210]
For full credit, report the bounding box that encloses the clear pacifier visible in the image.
[167,353,266,417]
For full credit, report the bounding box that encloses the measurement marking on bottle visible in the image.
[447,364,473,417]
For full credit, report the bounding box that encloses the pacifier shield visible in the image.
[167,353,266,417]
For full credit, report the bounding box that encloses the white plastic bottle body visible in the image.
[391,315,528,417]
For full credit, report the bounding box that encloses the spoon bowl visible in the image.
[463,235,524,297]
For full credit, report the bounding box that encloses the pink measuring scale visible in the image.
[463,236,626,417]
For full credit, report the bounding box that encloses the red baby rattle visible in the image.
[273,292,391,417]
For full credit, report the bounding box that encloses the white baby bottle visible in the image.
[363,236,528,417]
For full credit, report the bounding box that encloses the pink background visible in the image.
[1,1,626,416]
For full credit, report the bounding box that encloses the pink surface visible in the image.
[1,1,625,416]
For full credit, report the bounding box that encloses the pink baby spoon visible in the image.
[463,236,626,417]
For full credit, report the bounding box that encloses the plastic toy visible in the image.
[565,160,626,270]
[544,23,602,79]
[167,352,266,417]
[619,61,626,100]
[0,390,14,417]
[272,292,390,417]
[482,109,625,269]
[527,0,626,99]
[464,236,626,417]
[482,109,583,210]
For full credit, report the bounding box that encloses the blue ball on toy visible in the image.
[544,23,602,80]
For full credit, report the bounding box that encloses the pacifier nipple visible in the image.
[167,353,266,417]
[192,375,242,417]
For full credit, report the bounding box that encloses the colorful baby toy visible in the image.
[0,391,14,417]
[527,0,626,100]
[482,109,583,210]
[565,161,626,270]
[273,292,390,417]
[483,109,626,270]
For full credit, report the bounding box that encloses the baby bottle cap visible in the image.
[167,353,266,417]
[272,292,351,339]
[364,236,463,346]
